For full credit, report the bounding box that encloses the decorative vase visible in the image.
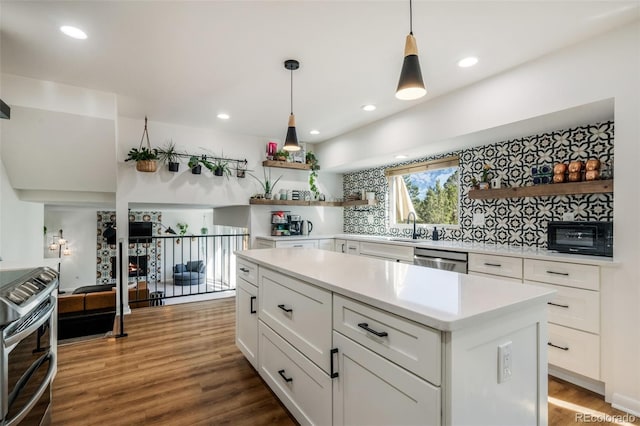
[265,193,272,199]
[478,182,489,190]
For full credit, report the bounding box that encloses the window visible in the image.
[386,156,459,226]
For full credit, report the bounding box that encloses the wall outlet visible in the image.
[498,341,513,383]
[473,213,485,226]
[563,212,575,221]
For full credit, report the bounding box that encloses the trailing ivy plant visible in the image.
[306,151,320,199]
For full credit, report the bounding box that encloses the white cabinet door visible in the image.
[236,279,258,368]
[253,238,275,249]
[468,253,523,279]
[332,331,440,426]
[318,239,335,251]
[345,241,360,256]
[334,239,346,253]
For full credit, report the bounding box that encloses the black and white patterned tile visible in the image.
[343,121,614,248]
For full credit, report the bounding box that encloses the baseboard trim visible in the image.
[612,393,640,417]
[549,365,605,395]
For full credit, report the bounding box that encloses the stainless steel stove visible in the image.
[0,267,58,426]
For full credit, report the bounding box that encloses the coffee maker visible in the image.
[288,215,303,235]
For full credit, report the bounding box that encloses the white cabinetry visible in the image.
[332,331,441,426]
[274,240,318,249]
[236,261,259,368]
[468,253,523,280]
[334,239,346,253]
[254,237,335,251]
[318,239,335,251]
[524,259,601,381]
[344,240,360,256]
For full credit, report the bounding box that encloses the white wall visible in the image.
[43,207,98,291]
[0,156,45,269]
[319,22,640,414]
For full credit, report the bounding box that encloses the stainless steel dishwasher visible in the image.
[413,247,468,273]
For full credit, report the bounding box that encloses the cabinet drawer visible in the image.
[548,323,600,380]
[468,253,523,279]
[359,242,414,262]
[259,322,332,426]
[318,239,335,251]
[275,240,318,249]
[524,259,599,290]
[332,331,440,426]
[333,294,441,385]
[259,268,332,373]
[526,281,600,334]
[237,259,258,285]
[334,239,346,253]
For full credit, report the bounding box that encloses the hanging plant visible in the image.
[306,151,320,199]
[156,139,182,172]
[125,116,158,172]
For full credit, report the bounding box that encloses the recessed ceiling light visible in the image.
[395,154,408,159]
[457,57,478,68]
[361,104,376,112]
[217,113,230,120]
[60,26,87,40]
[309,129,320,135]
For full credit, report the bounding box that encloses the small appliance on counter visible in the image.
[271,211,291,236]
[288,215,303,236]
[547,221,613,257]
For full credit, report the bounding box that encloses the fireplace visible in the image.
[110,256,148,278]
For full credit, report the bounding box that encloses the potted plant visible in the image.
[274,149,289,162]
[188,156,202,174]
[156,139,181,172]
[479,164,491,190]
[306,151,320,200]
[209,158,232,178]
[249,169,283,199]
[125,146,159,172]
[237,160,247,178]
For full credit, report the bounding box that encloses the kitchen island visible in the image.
[235,248,555,425]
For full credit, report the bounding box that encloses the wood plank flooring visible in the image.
[52,298,638,426]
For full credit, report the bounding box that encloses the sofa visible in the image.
[58,282,149,339]
[173,260,206,285]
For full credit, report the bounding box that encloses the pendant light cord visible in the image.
[290,69,293,115]
[409,0,413,35]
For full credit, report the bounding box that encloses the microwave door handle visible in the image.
[4,301,55,349]
[5,352,56,426]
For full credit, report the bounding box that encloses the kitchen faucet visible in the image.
[406,212,417,239]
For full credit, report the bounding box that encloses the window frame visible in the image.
[386,156,461,229]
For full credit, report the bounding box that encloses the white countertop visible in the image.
[255,234,617,266]
[236,248,555,332]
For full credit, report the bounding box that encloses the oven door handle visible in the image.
[5,351,56,426]
[4,300,55,349]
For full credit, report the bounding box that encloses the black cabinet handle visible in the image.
[278,304,293,313]
[546,270,569,276]
[484,262,502,267]
[358,322,388,337]
[547,301,569,309]
[330,348,339,379]
[278,369,293,383]
[341,243,345,253]
[548,342,569,351]
[293,245,303,248]
[250,296,256,314]
[239,267,250,273]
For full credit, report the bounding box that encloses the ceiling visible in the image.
[1,1,638,144]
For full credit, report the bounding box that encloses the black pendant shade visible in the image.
[283,59,301,152]
[396,0,426,100]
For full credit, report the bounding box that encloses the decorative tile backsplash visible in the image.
[96,211,163,284]
[343,121,614,247]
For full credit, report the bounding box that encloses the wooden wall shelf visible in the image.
[468,179,613,200]
[249,199,376,207]
[262,160,313,170]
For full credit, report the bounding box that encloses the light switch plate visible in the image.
[498,341,513,383]
[473,213,485,226]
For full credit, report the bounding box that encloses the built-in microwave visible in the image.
[547,221,613,257]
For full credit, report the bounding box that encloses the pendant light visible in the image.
[283,59,301,152]
[396,0,426,100]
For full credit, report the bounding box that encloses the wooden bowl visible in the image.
[568,161,584,173]
[553,163,567,174]
[585,159,601,171]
